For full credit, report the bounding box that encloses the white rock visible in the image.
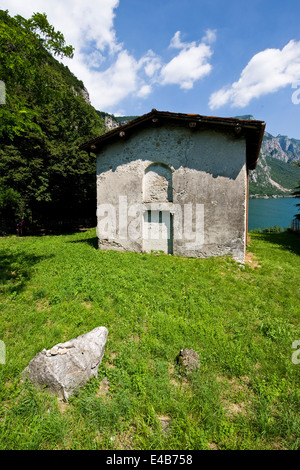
[22,327,108,400]
[58,348,68,355]
[50,346,59,355]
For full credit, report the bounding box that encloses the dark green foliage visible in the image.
[114,115,139,124]
[292,162,300,220]
[97,111,139,126]
[0,10,104,231]
[262,225,283,233]
[15,12,75,59]
[267,157,300,192]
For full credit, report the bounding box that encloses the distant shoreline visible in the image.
[249,195,296,199]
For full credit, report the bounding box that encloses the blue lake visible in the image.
[248,197,298,231]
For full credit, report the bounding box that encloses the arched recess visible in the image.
[143,163,173,203]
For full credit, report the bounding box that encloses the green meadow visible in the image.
[0,228,299,450]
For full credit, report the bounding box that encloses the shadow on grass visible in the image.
[68,237,98,249]
[256,231,300,256]
[0,251,53,294]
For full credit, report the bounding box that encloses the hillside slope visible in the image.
[0,10,104,231]
[249,132,300,197]
[234,116,300,196]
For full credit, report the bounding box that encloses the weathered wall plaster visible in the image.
[96,123,247,263]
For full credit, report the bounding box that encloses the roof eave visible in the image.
[80,109,266,170]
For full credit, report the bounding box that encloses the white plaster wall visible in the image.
[96,124,247,262]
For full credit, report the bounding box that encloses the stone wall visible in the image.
[96,123,247,263]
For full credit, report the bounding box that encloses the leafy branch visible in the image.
[15,12,74,58]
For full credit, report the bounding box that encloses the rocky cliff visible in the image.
[249,131,300,196]
[262,132,300,163]
[235,116,300,196]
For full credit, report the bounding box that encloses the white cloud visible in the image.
[160,45,212,89]
[209,40,300,109]
[78,50,141,109]
[137,85,152,98]
[2,1,216,111]
[2,0,142,109]
[4,0,121,54]
[169,31,194,50]
[202,29,217,45]
[160,30,214,89]
[141,50,162,78]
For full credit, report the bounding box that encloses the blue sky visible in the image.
[1,0,300,138]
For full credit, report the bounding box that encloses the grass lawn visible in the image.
[0,228,299,450]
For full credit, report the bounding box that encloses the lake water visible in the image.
[248,197,298,231]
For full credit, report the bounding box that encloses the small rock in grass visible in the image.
[177,348,200,374]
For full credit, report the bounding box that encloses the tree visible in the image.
[0,10,104,232]
[15,12,74,59]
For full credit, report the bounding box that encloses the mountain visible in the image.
[249,130,300,197]
[233,116,300,197]
[249,153,300,197]
[262,132,300,163]
[97,111,138,130]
